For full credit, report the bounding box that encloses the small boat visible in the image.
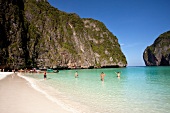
[53,70,59,73]
[47,69,54,73]
[46,69,59,73]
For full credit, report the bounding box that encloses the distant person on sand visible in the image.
[75,71,78,78]
[100,72,105,81]
[115,72,121,78]
[13,69,15,73]
[44,71,47,80]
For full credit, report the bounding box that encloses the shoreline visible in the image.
[0,72,14,80]
[0,73,74,113]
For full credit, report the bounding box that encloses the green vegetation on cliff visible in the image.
[143,31,170,66]
[0,0,127,70]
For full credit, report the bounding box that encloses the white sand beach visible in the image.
[0,73,72,113]
[0,72,13,80]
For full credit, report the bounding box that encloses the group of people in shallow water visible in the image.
[74,71,121,81]
[100,71,121,81]
[43,70,121,81]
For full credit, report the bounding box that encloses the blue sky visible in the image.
[47,0,170,66]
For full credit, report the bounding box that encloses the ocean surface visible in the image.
[21,66,170,113]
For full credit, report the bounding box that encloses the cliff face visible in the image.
[0,0,127,70]
[0,0,28,69]
[143,31,170,66]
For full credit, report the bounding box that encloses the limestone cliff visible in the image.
[143,31,170,66]
[0,0,127,70]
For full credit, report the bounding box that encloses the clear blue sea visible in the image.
[22,66,170,113]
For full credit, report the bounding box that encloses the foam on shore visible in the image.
[0,72,14,80]
[17,73,81,113]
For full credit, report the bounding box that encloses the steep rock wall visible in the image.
[0,0,127,70]
[143,31,170,66]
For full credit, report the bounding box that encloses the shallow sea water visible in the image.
[23,66,170,113]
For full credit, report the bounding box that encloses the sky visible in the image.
[47,0,170,66]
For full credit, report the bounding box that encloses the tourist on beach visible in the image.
[44,71,47,80]
[115,72,121,78]
[13,69,15,73]
[75,71,78,78]
[100,72,105,81]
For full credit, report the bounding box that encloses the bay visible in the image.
[22,66,170,113]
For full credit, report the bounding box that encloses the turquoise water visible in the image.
[23,67,170,113]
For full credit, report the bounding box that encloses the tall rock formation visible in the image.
[0,0,127,70]
[143,31,170,66]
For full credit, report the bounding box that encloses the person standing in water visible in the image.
[100,72,106,81]
[115,72,121,78]
[75,71,78,78]
[44,71,47,80]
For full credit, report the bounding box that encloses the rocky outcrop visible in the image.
[143,31,170,66]
[0,0,127,70]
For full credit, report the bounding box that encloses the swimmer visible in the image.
[100,72,106,81]
[44,71,47,80]
[115,72,121,78]
[75,71,78,78]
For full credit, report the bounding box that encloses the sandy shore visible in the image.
[0,72,13,80]
[0,73,72,113]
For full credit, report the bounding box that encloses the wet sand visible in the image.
[0,74,72,113]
